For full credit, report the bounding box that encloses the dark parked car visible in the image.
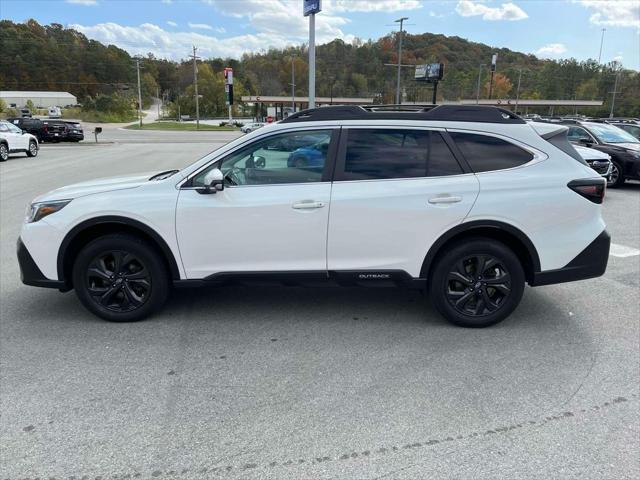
[64,121,84,141]
[6,117,44,141]
[607,122,640,141]
[562,121,640,187]
[41,120,69,142]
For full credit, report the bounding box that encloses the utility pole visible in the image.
[395,17,409,105]
[514,68,523,113]
[476,64,485,104]
[135,58,143,127]
[309,13,316,108]
[609,69,621,118]
[598,28,606,64]
[290,57,296,112]
[190,45,200,129]
[488,54,497,99]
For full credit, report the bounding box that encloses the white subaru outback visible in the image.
[17,106,610,327]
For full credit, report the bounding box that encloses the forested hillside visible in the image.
[1,19,638,118]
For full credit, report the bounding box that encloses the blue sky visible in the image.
[2,0,638,69]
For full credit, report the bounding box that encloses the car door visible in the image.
[327,127,479,278]
[567,126,597,145]
[1,122,26,150]
[175,128,338,279]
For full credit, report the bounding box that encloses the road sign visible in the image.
[415,63,444,83]
[303,0,321,16]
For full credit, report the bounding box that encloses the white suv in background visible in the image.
[18,106,610,327]
[0,120,39,161]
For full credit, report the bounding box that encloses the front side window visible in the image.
[341,129,462,180]
[192,129,333,187]
[449,132,534,173]
[567,126,593,143]
[6,123,22,134]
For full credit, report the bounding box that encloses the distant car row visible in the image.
[6,117,84,143]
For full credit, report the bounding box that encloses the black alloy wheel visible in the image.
[608,161,624,187]
[86,250,152,313]
[73,234,170,322]
[445,255,511,317]
[430,238,525,328]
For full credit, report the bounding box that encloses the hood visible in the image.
[33,171,159,202]
[613,142,640,152]
[573,145,610,161]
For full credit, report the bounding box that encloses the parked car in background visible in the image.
[0,120,39,161]
[6,117,45,141]
[20,108,32,118]
[64,121,84,142]
[561,120,640,187]
[48,106,62,118]
[240,122,265,134]
[573,145,613,185]
[41,120,68,142]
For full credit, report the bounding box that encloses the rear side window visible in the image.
[341,129,462,180]
[449,132,533,172]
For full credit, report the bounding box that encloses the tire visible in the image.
[72,233,170,322]
[429,237,525,328]
[0,143,8,162]
[292,156,308,167]
[26,140,38,157]
[608,160,624,187]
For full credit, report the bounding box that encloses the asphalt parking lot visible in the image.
[1,129,639,479]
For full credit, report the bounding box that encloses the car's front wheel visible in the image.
[26,140,38,157]
[429,238,525,328]
[608,160,624,187]
[72,234,170,322]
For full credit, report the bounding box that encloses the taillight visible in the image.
[568,179,606,204]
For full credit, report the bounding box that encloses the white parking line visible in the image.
[610,243,640,258]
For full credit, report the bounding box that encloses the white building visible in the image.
[0,91,78,109]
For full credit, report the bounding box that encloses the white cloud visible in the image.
[574,1,639,28]
[68,21,343,61]
[189,22,213,30]
[214,26,226,33]
[166,21,178,27]
[536,43,568,57]
[65,0,98,5]
[455,1,528,21]
[161,0,173,3]
[325,0,422,12]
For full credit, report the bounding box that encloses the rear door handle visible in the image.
[428,195,463,205]
[292,200,326,210]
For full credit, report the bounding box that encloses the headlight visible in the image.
[26,199,71,223]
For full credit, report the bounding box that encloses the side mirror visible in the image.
[197,168,224,194]
[578,138,593,146]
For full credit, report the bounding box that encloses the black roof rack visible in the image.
[280,104,526,124]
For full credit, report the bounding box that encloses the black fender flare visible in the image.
[419,220,541,279]
[57,215,181,284]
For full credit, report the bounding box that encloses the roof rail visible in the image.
[280,104,526,124]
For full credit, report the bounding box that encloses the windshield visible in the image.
[585,123,639,144]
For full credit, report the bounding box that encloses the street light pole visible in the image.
[598,28,606,64]
[475,64,485,104]
[395,17,408,105]
[309,13,316,109]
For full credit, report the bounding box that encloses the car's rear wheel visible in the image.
[27,140,38,157]
[429,238,525,328]
[72,234,170,322]
[0,143,8,161]
[608,160,624,187]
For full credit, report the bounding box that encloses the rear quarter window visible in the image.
[450,132,534,173]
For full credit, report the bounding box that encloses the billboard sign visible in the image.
[415,63,444,82]
[224,67,233,105]
[491,54,497,72]
[303,0,321,16]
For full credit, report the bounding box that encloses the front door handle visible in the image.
[428,195,463,205]
[292,200,325,210]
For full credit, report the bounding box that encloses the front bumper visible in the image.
[17,237,66,290]
[531,230,610,286]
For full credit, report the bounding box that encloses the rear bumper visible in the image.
[531,230,610,286]
[17,238,66,290]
